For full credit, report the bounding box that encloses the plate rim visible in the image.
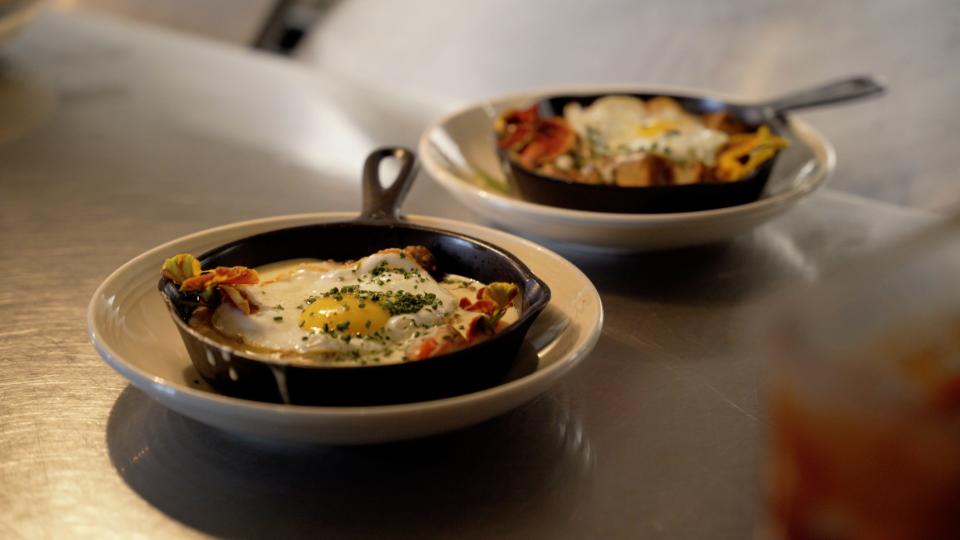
[87,212,604,418]
[418,83,837,224]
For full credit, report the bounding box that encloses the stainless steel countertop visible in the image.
[0,8,940,539]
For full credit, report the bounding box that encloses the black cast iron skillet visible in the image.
[500,76,885,213]
[159,147,551,406]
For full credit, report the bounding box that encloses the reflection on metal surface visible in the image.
[526,304,570,352]
[106,385,594,538]
[0,65,57,145]
[561,231,815,307]
[753,227,819,283]
[0,1,40,43]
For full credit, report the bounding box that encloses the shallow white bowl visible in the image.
[87,213,603,444]
[419,84,836,252]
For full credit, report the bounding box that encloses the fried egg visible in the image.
[564,96,728,165]
[209,250,517,365]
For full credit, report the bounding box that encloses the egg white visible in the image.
[211,251,491,365]
[565,95,648,151]
[565,96,729,165]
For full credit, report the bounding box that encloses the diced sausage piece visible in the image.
[672,161,704,185]
[403,245,437,273]
[614,155,672,187]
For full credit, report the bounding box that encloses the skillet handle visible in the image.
[359,147,419,223]
[762,75,886,114]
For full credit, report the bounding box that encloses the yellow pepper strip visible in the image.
[715,126,788,182]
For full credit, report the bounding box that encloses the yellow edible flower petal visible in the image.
[481,282,519,308]
[162,254,201,285]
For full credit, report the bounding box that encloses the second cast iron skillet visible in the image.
[500,76,885,213]
[159,148,551,406]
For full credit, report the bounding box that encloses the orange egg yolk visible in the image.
[299,294,391,336]
[634,119,682,139]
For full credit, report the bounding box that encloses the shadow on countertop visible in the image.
[106,385,594,540]
[555,227,819,307]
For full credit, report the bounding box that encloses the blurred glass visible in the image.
[760,215,960,539]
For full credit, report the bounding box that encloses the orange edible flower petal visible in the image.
[411,338,438,361]
[180,266,260,292]
[434,339,460,357]
[504,104,540,126]
[464,299,498,316]
[408,328,464,360]
[515,117,576,169]
[496,105,540,150]
[162,254,201,285]
[497,122,534,150]
[498,105,575,169]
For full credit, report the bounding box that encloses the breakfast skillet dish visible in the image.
[496,95,788,187]
[161,245,521,366]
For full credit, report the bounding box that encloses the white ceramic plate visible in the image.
[419,84,836,252]
[87,213,603,444]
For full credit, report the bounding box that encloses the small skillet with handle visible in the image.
[500,76,885,213]
[159,147,551,406]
